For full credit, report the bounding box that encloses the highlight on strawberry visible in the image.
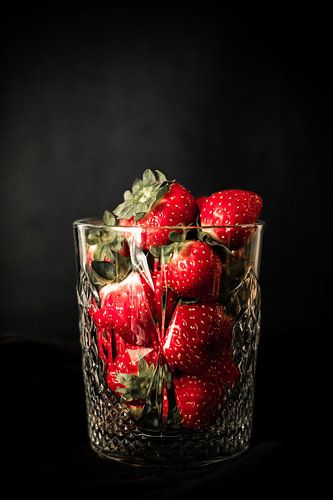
[85,168,263,430]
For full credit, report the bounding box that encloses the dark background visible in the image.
[0,3,329,492]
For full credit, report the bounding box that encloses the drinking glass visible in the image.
[73,220,264,466]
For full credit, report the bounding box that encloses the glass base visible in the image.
[84,348,254,466]
[90,442,250,468]
[78,264,261,467]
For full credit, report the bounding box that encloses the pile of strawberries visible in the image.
[88,170,262,430]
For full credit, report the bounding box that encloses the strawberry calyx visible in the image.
[149,242,176,262]
[139,361,183,429]
[197,230,233,256]
[87,210,132,285]
[116,357,157,405]
[148,227,190,262]
[91,252,131,284]
[114,356,182,427]
[168,226,190,243]
[87,210,127,252]
[113,169,172,222]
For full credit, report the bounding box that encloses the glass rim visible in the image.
[73,217,265,230]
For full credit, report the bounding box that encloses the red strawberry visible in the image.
[221,355,240,387]
[114,170,198,249]
[92,324,130,365]
[174,375,225,429]
[206,311,240,388]
[93,325,112,364]
[117,240,130,257]
[200,189,263,249]
[163,303,233,376]
[95,326,113,364]
[90,272,157,347]
[167,240,222,300]
[206,352,240,388]
[196,196,207,211]
[153,266,177,333]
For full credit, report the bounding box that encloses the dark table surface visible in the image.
[0,332,323,496]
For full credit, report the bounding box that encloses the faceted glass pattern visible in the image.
[74,221,263,466]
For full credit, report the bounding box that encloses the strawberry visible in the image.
[196,196,207,211]
[199,189,263,249]
[206,351,240,388]
[205,311,240,388]
[153,266,177,333]
[166,240,222,300]
[93,325,111,364]
[93,325,130,365]
[90,272,157,347]
[94,326,112,364]
[162,303,234,376]
[174,375,225,429]
[114,170,198,249]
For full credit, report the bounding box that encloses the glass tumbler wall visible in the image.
[73,220,264,466]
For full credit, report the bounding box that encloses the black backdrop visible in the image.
[0,4,329,490]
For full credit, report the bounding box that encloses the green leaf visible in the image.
[103,210,116,226]
[137,358,152,375]
[116,253,132,276]
[134,212,146,222]
[91,260,117,280]
[180,297,199,305]
[91,246,131,282]
[112,238,124,252]
[168,231,183,242]
[93,243,113,261]
[112,357,187,429]
[115,360,157,404]
[155,182,169,202]
[89,269,110,287]
[155,170,167,183]
[100,231,117,244]
[160,242,177,262]
[149,246,161,258]
[112,169,173,223]
[87,231,100,245]
[132,178,143,193]
[124,190,133,201]
[114,203,134,220]
[142,169,156,186]
[198,231,233,255]
[135,202,149,213]
[113,200,127,217]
